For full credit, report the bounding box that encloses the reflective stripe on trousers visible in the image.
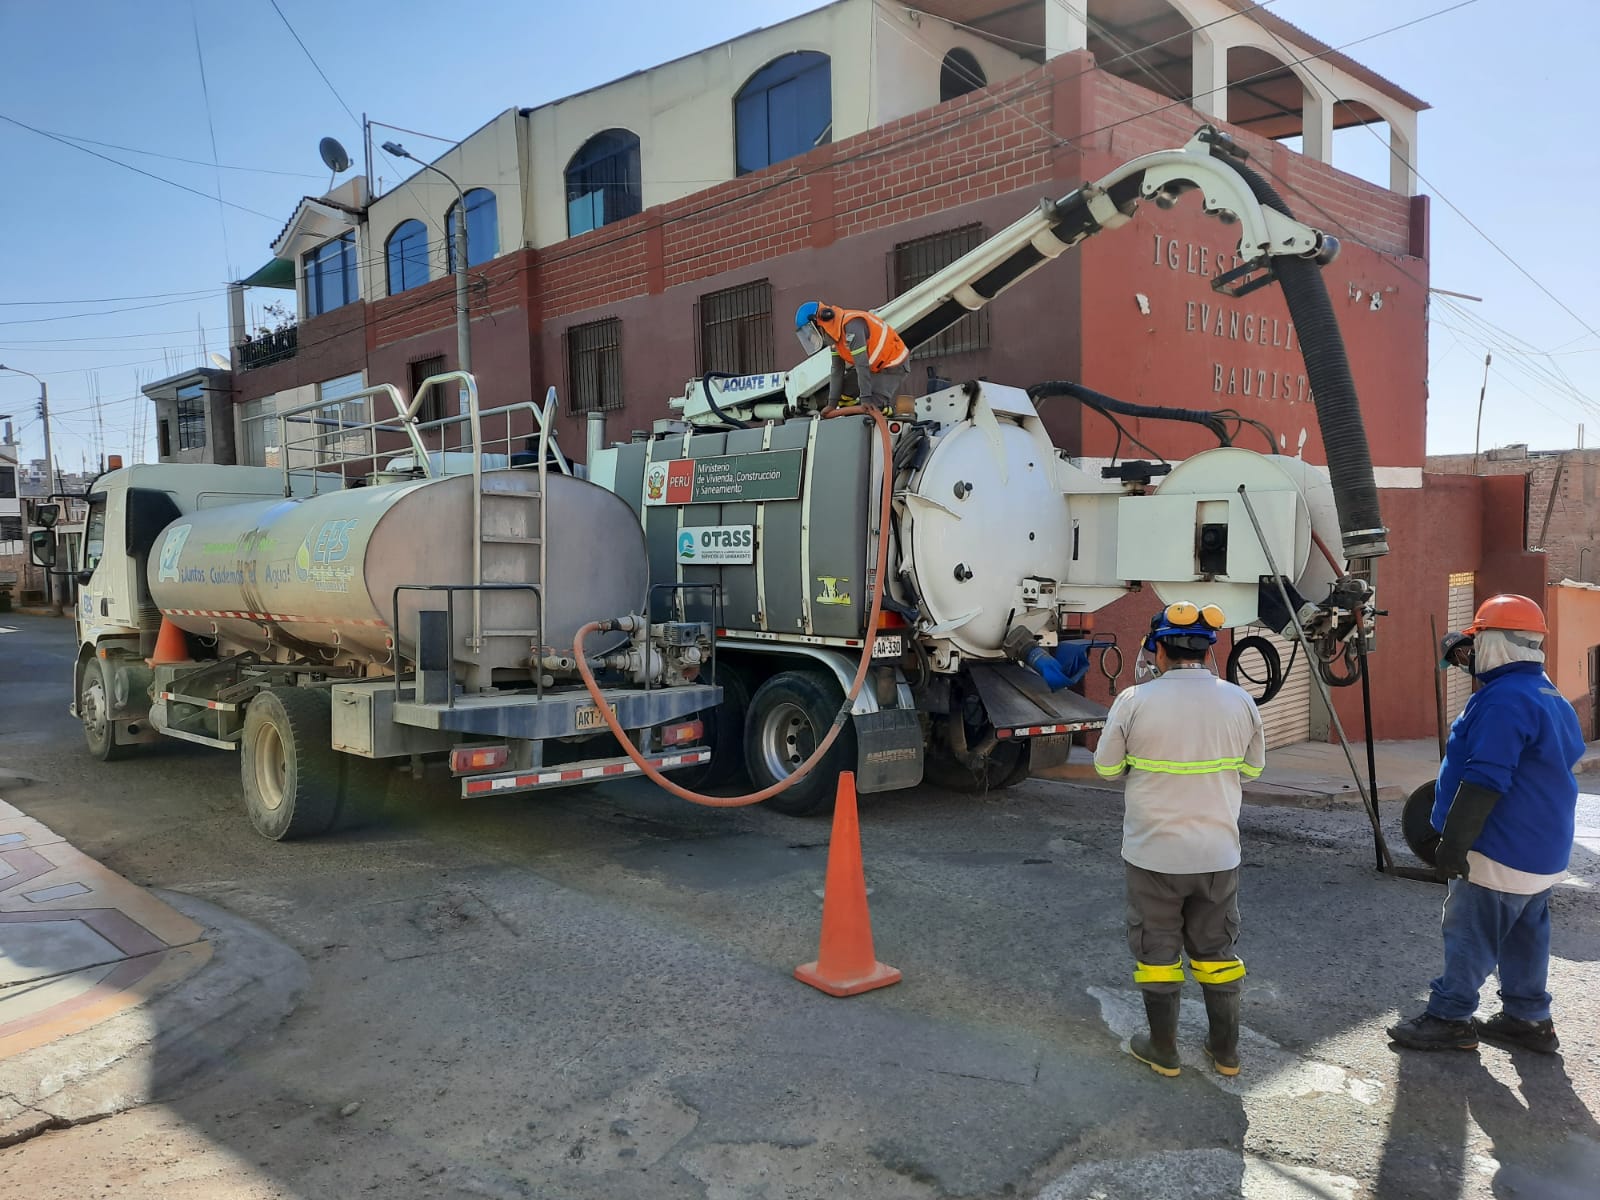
[1188,956,1246,985]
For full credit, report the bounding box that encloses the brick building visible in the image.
[219,0,1570,744]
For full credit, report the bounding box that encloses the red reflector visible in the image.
[450,745,508,773]
[877,611,908,629]
[661,719,703,747]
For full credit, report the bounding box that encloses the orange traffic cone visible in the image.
[795,771,902,997]
[148,618,191,666]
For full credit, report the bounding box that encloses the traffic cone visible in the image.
[147,618,191,666]
[795,771,902,997]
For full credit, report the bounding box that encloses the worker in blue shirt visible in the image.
[1388,594,1585,1055]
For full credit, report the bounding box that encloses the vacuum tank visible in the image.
[147,469,645,671]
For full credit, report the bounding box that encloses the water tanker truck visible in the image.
[43,127,1385,836]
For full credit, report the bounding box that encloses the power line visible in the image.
[1250,3,1597,342]
[0,112,279,221]
[190,0,233,278]
[6,126,323,178]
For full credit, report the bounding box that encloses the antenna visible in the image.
[320,136,352,194]
[209,352,230,370]
[320,136,352,173]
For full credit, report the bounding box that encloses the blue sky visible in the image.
[1,0,1595,471]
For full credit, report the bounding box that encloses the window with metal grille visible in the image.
[891,224,989,358]
[175,382,207,451]
[409,355,448,424]
[566,318,624,415]
[698,280,774,376]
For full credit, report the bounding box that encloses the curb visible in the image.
[0,891,306,1146]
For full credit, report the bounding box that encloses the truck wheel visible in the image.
[241,688,342,841]
[1402,781,1440,866]
[922,727,1029,794]
[745,671,855,818]
[677,661,752,789]
[80,657,128,762]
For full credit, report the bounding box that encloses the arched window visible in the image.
[940,48,985,101]
[566,129,642,237]
[385,219,430,295]
[446,188,498,273]
[734,51,831,175]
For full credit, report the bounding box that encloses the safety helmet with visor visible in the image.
[794,301,830,356]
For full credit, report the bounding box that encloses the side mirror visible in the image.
[35,502,60,529]
[28,529,56,568]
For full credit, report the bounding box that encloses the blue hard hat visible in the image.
[1143,601,1223,653]
[795,301,821,330]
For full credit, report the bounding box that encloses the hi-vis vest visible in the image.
[816,307,910,372]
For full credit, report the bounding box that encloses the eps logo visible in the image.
[677,531,696,560]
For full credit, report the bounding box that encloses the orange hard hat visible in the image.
[1466,593,1547,635]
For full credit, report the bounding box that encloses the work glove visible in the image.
[1435,781,1502,881]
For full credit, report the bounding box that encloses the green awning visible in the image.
[240,257,295,289]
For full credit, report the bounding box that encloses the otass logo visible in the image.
[678,531,696,560]
[674,525,755,565]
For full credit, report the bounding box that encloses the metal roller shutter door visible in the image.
[1445,574,1475,720]
[1235,626,1312,749]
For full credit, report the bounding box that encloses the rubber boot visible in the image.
[1202,986,1241,1076]
[1129,990,1182,1077]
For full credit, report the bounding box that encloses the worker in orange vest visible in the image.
[795,301,911,410]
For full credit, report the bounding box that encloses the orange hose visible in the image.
[573,405,895,807]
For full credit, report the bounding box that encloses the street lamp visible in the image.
[0,363,59,613]
[381,142,471,386]
[1581,546,1592,583]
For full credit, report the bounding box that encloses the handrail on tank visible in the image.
[274,382,426,496]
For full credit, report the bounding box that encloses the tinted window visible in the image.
[386,219,430,294]
[305,232,358,315]
[567,130,642,237]
[735,52,831,175]
[84,496,107,572]
[447,189,498,271]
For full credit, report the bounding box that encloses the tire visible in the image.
[240,688,343,841]
[676,661,752,790]
[744,670,855,818]
[80,656,128,762]
[922,729,1029,794]
[1402,781,1441,866]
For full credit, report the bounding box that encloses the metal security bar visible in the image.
[698,279,774,376]
[892,224,989,358]
[566,318,624,415]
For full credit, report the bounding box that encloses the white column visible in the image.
[1191,29,1227,120]
[1045,0,1088,58]
[1302,83,1335,165]
[1388,112,1418,196]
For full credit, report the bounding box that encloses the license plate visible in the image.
[575,703,616,731]
[871,634,903,659]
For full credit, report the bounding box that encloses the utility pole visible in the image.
[0,364,59,613]
[1471,352,1491,474]
[381,141,471,443]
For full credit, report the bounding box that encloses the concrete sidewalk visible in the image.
[0,798,304,1145]
[1046,737,1600,806]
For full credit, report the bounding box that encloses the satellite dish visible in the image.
[209,352,230,370]
[319,137,352,174]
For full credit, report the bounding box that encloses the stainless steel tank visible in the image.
[147,469,644,672]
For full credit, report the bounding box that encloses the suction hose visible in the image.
[1226,158,1388,560]
[572,405,895,808]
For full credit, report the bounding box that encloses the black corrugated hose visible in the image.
[1221,159,1389,560]
[1027,380,1232,445]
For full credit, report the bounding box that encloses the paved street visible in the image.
[1,612,1597,1199]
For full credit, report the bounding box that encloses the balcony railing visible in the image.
[239,323,299,370]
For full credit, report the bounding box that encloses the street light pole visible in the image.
[381,141,471,392]
[0,363,58,614]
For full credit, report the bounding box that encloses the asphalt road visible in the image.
[2,612,1597,1199]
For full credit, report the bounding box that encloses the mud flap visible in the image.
[853,709,924,793]
[1029,733,1072,771]
[967,662,1109,732]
